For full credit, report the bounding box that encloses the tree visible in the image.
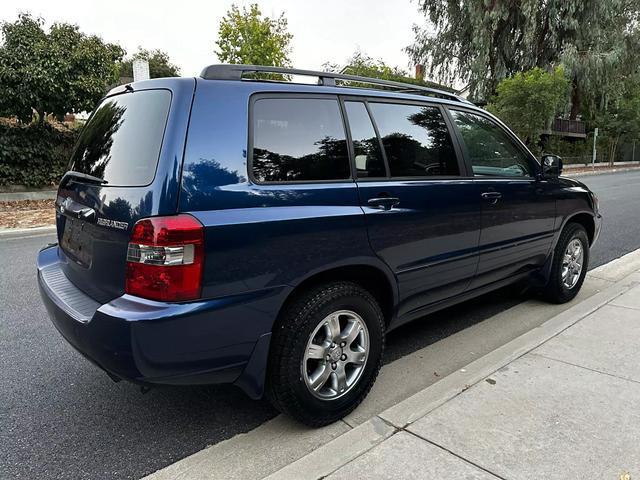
[596,75,640,164]
[323,50,453,91]
[324,51,409,81]
[487,67,570,146]
[0,13,124,124]
[215,4,292,67]
[407,0,639,114]
[118,48,180,79]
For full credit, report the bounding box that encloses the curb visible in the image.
[0,225,56,239]
[565,166,640,177]
[265,256,640,479]
[0,190,57,202]
[263,417,396,480]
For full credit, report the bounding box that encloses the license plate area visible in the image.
[61,217,93,267]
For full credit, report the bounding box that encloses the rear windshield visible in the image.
[69,89,171,186]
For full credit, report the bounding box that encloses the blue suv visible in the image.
[38,65,601,426]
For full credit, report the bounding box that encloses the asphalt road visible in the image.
[2,170,639,480]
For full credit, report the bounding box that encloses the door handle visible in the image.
[368,197,400,211]
[481,191,502,200]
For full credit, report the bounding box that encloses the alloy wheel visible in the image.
[561,238,584,289]
[302,310,369,400]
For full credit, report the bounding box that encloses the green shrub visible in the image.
[544,136,590,157]
[0,122,78,187]
[486,67,570,148]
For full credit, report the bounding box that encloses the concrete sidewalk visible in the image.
[269,255,640,479]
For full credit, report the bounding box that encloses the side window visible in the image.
[344,101,386,178]
[368,103,459,177]
[252,98,350,182]
[450,110,534,177]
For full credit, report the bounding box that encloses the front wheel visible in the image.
[542,223,590,303]
[266,281,385,427]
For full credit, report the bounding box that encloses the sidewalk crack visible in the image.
[586,273,616,282]
[340,418,354,430]
[607,303,640,312]
[404,429,508,480]
[530,352,640,385]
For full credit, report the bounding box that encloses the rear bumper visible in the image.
[37,245,288,398]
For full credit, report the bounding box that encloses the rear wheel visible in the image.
[542,223,589,303]
[267,281,385,427]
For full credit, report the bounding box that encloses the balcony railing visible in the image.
[545,118,587,138]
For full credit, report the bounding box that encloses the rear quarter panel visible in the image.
[180,81,384,303]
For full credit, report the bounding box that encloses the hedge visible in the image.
[0,122,79,188]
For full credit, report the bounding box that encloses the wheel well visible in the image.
[566,213,595,245]
[282,265,395,327]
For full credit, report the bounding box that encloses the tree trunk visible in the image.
[36,109,46,126]
[570,76,581,120]
[609,135,620,166]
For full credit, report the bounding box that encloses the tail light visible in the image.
[125,214,204,301]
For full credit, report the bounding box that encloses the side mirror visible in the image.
[541,154,563,178]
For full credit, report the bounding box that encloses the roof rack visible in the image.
[200,64,469,103]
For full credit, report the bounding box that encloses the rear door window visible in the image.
[368,102,459,177]
[344,101,387,178]
[69,89,171,186]
[251,97,350,183]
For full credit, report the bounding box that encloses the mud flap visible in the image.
[233,332,272,399]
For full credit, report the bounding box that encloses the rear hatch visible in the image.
[55,81,194,304]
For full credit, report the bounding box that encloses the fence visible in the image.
[560,140,638,166]
[562,155,610,166]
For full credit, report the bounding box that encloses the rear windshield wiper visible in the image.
[61,171,108,186]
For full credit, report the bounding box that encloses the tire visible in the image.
[267,281,385,427]
[542,223,590,304]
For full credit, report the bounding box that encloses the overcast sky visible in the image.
[0,0,427,77]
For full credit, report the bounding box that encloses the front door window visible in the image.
[450,110,534,177]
